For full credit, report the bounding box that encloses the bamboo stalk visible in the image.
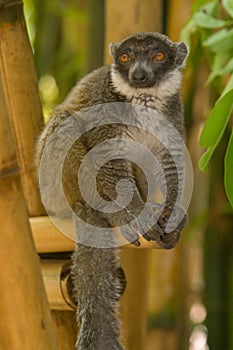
[0,0,45,216]
[30,217,75,253]
[51,311,77,350]
[41,260,76,311]
[0,2,77,348]
[104,2,163,348]
[105,0,163,64]
[0,68,58,350]
[30,216,161,253]
[119,249,148,350]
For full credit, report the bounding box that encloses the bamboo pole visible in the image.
[119,250,148,350]
[30,217,75,253]
[105,0,163,64]
[0,1,77,348]
[51,311,77,350]
[30,216,161,253]
[164,3,194,349]
[0,0,45,216]
[41,260,76,311]
[0,72,58,350]
[104,2,163,349]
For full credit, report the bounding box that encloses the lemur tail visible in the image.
[71,244,126,350]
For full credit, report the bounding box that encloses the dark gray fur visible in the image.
[36,32,188,350]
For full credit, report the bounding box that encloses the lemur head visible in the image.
[110,32,188,98]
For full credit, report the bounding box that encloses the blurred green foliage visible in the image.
[181,0,233,208]
[24,0,88,118]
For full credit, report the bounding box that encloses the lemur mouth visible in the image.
[130,80,155,89]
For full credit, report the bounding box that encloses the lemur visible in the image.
[36,32,188,350]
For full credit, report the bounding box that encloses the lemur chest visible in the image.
[130,92,164,113]
[122,91,169,151]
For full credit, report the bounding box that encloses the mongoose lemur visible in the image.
[36,32,188,350]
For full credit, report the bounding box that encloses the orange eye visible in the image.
[154,51,165,62]
[119,53,130,63]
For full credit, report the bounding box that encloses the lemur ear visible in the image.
[176,42,189,66]
[109,43,119,59]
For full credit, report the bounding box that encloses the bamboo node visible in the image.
[0,163,19,179]
[60,262,76,310]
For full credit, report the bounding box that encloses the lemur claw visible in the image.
[137,202,187,249]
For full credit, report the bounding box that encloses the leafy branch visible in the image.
[181,0,233,207]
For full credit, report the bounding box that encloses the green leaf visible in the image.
[192,0,218,14]
[192,0,215,13]
[193,11,228,29]
[199,89,233,170]
[222,0,233,18]
[199,148,214,171]
[218,57,233,76]
[206,52,230,84]
[180,18,197,48]
[222,74,233,96]
[203,28,233,52]
[200,89,233,146]
[225,130,233,208]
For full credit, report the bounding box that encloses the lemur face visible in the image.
[110,32,188,89]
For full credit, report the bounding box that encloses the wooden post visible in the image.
[51,311,77,350]
[0,1,77,348]
[119,250,149,350]
[0,0,45,216]
[105,0,163,64]
[165,2,194,349]
[0,72,58,349]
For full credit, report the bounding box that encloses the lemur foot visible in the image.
[130,203,187,249]
[156,204,187,249]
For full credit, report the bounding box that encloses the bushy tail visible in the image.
[71,244,126,350]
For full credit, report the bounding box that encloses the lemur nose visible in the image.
[132,69,147,84]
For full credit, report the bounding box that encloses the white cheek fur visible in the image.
[110,64,182,102]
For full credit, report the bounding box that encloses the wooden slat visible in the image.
[30,217,75,253]
[30,216,161,253]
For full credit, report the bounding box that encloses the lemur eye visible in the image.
[119,53,130,63]
[154,51,166,62]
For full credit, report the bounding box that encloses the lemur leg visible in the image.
[130,93,187,249]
